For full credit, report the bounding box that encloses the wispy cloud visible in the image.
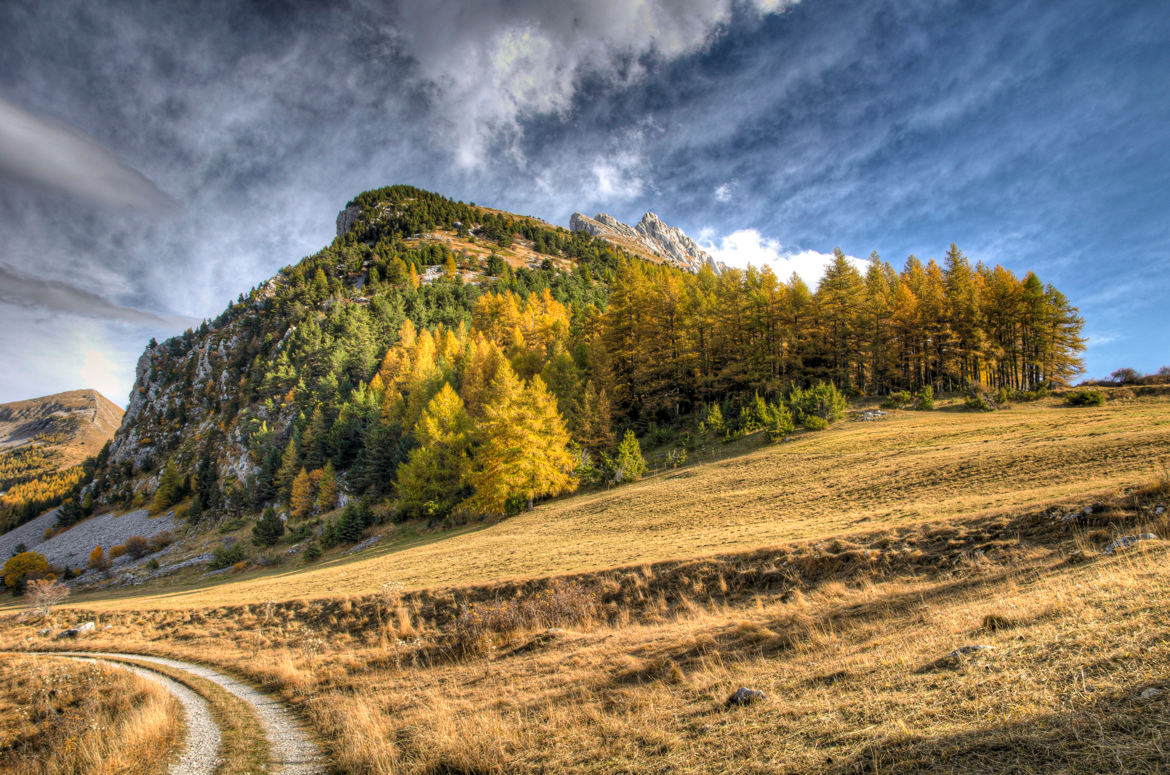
[0,95,177,213]
[0,264,196,328]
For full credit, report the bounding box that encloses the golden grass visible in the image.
[107,656,269,775]
[64,397,1170,610]
[0,654,181,774]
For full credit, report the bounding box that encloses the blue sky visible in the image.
[0,0,1166,403]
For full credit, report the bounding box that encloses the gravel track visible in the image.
[51,654,221,775]
[91,652,326,775]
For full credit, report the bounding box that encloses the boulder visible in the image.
[726,687,767,707]
[1140,687,1162,699]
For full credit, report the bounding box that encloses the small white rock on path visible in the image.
[51,654,221,775]
[45,651,327,775]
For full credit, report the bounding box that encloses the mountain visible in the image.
[569,211,726,274]
[0,389,122,465]
[61,184,1082,553]
[0,389,122,531]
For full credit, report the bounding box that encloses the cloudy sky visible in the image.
[1,0,1167,404]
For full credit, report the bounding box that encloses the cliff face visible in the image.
[569,211,725,274]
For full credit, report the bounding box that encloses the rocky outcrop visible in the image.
[570,211,726,274]
[336,204,362,237]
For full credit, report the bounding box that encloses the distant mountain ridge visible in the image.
[0,389,123,465]
[570,211,726,274]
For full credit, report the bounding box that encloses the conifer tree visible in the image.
[315,461,339,513]
[253,506,285,546]
[611,430,647,484]
[289,468,315,519]
[395,383,472,520]
[274,437,300,502]
[465,367,576,516]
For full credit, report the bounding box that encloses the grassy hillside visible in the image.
[3,396,1168,774]
[55,393,1170,610]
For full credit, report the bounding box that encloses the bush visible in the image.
[303,542,322,563]
[147,531,173,553]
[611,430,647,484]
[964,390,996,412]
[145,558,160,571]
[123,535,150,559]
[803,415,829,431]
[789,382,847,425]
[24,577,69,615]
[208,542,248,570]
[1067,389,1106,406]
[108,544,127,561]
[914,385,935,410]
[882,390,913,409]
[88,545,109,572]
[2,551,49,590]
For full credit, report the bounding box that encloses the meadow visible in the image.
[2,393,1168,773]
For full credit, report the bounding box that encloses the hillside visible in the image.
[0,389,122,532]
[3,393,1167,774]
[57,184,1084,554]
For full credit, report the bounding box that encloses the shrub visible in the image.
[964,390,996,412]
[2,551,49,590]
[145,558,160,571]
[303,542,323,563]
[1067,389,1105,406]
[24,577,69,616]
[765,401,794,441]
[88,545,110,572]
[108,544,127,561]
[789,382,847,425]
[914,385,935,410]
[231,560,249,573]
[208,542,248,570]
[147,531,173,553]
[882,390,913,409]
[123,535,151,559]
[803,414,829,431]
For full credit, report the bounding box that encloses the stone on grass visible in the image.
[1102,534,1158,555]
[1140,687,1162,699]
[726,687,767,707]
[947,645,995,659]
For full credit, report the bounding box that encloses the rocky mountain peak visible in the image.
[570,211,724,274]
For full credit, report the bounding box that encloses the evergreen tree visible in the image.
[315,462,339,513]
[611,430,647,484]
[253,506,285,546]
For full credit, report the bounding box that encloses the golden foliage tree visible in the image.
[465,365,577,516]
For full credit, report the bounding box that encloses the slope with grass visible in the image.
[59,394,1170,610]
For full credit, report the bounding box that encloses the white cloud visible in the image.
[714,181,734,201]
[387,0,802,166]
[700,228,865,286]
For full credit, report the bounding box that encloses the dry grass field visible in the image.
[59,394,1170,609]
[0,654,181,774]
[1,395,1168,773]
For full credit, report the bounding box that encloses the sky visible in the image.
[0,0,1167,405]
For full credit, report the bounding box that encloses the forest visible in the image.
[73,186,1084,530]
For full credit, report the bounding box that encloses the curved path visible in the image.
[44,651,326,775]
[52,654,221,775]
